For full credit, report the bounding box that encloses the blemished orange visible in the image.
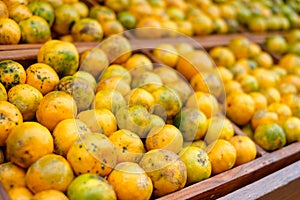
[26,154,74,194]
[25,63,59,95]
[207,139,236,175]
[229,135,257,166]
[226,92,255,126]
[107,162,153,200]
[36,91,77,131]
[6,122,53,168]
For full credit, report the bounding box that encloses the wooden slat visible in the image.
[219,160,300,200]
[0,183,9,200]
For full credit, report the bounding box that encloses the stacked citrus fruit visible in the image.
[236,0,299,32]
[0,35,261,199]
[153,36,300,152]
[264,29,300,56]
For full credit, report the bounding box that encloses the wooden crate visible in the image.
[0,36,299,200]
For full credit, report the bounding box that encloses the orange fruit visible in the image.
[209,46,235,67]
[207,139,236,175]
[53,4,80,35]
[176,50,213,80]
[264,35,288,55]
[268,102,292,122]
[96,76,131,96]
[153,66,179,84]
[36,91,77,131]
[248,16,267,32]
[8,84,43,121]
[32,190,68,200]
[282,116,300,144]
[229,135,257,166]
[28,1,55,26]
[277,82,297,96]
[71,18,103,42]
[107,162,153,200]
[153,44,179,68]
[185,91,219,119]
[254,122,286,151]
[174,42,194,55]
[164,77,193,104]
[228,36,251,59]
[52,118,91,156]
[135,17,162,39]
[8,4,32,23]
[25,63,59,95]
[173,107,208,141]
[236,74,259,93]
[8,187,33,200]
[125,88,154,110]
[261,87,281,105]
[254,52,274,68]
[0,60,26,90]
[0,1,8,18]
[160,20,179,38]
[249,42,262,58]
[224,80,243,96]
[100,34,132,64]
[109,129,145,163]
[67,133,117,177]
[146,124,183,153]
[282,94,300,118]
[151,85,182,119]
[252,68,279,89]
[89,5,116,24]
[0,83,7,101]
[251,109,278,130]
[26,154,74,194]
[190,72,223,98]
[249,92,268,111]
[205,116,234,144]
[279,54,300,74]
[71,1,89,18]
[132,71,162,92]
[73,71,97,90]
[226,92,255,126]
[189,14,214,35]
[55,75,95,112]
[179,146,211,185]
[0,101,23,146]
[0,17,21,44]
[105,0,129,12]
[100,64,131,84]
[281,75,300,91]
[67,173,116,200]
[0,162,26,191]
[38,40,79,77]
[101,20,124,37]
[93,89,126,114]
[79,47,109,79]
[77,108,117,136]
[129,2,152,19]
[6,122,53,168]
[117,11,137,30]
[125,53,153,72]
[176,20,194,37]
[139,149,187,197]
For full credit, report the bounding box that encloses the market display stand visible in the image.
[0,32,298,200]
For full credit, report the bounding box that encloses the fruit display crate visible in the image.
[0,36,300,200]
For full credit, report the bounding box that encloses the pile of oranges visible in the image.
[0,34,261,199]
